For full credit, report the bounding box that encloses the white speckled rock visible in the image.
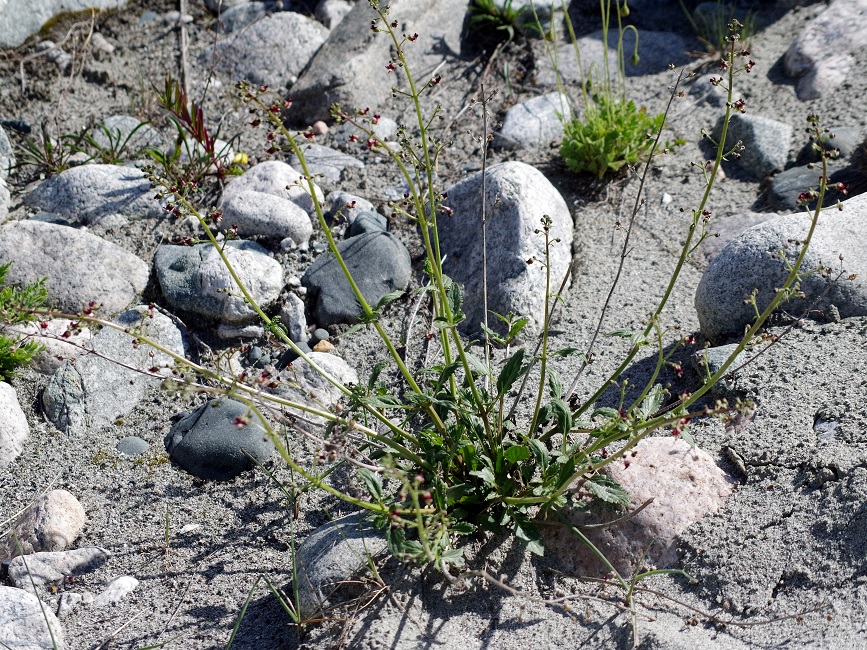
[92,576,139,607]
[0,490,85,560]
[493,92,570,150]
[0,382,28,470]
[544,437,735,576]
[221,160,324,217]
[6,548,110,593]
[0,586,65,650]
[221,189,313,243]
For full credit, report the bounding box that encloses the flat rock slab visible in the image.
[211,11,328,88]
[0,220,148,316]
[165,398,274,481]
[24,164,163,224]
[0,382,28,470]
[0,586,65,650]
[42,306,187,436]
[544,437,735,577]
[6,548,110,593]
[0,490,85,560]
[439,161,573,332]
[154,240,283,324]
[302,231,411,327]
[695,195,867,342]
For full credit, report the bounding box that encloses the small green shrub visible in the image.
[560,95,664,178]
[468,0,541,42]
[679,0,757,56]
[0,263,48,381]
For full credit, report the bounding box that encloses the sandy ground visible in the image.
[2,0,867,648]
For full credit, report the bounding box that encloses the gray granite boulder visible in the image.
[24,164,163,224]
[42,306,187,436]
[293,513,388,618]
[211,11,328,88]
[221,160,324,217]
[0,177,9,223]
[154,240,283,324]
[0,124,14,180]
[0,382,28,470]
[439,161,573,332]
[0,220,148,315]
[302,231,411,327]
[695,196,867,342]
[767,162,857,212]
[784,0,867,100]
[165,398,274,481]
[6,548,109,593]
[220,189,313,243]
[213,2,278,33]
[289,0,467,122]
[796,126,862,165]
[713,113,793,180]
[493,92,570,150]
[288,143,364,184]
[0,0,126,48]
[0,586,65,649]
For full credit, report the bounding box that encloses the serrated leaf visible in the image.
[357,467,382,501]
[469,467,496,487]
[450,521,477,535]
[547,398,572,435]
[480,322,507,346]
[443,274,463,315]
[375,289,404,312]
[368,359,388,390]
[586,475,630,505]
[439,547,465,568]
[638,384,666,421]
[504,445,530,464]
[547,368,563,400]
[496,348,526,396]
[527,438,549,472]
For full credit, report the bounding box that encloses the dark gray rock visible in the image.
[439,161,573,333]
[0,585,65,649]
[42,306,187,436]
[326,191,375,224]
[220,189,313,243]
[165,398,274,481]
[211,12,328,88]
[767,162,858,212]
[24,164,163,224]
[315,0,353,28]
[346,211,386,237]
[0,220,148,315]
[6,547,110,593]
[713,113,792,180]
[289,0,466,122]
[302,231,411,326]
[154,240,283,324]
[288,143,364,184]
[695,196,867,342]
[310,328,330,344]
[293,513,387,618]
[493,92,569,150]
[116,436,149,456]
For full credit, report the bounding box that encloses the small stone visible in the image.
[311,121,329,135]
[713,113,792,180]
[221,160,324,217]
[0,124,14,180]
[92,576,139,607]
[796,126,862,164]
[493,92,570,150]
[165,399,275,481]
[90,32,114,54]
[346,211,387,237]
[0,586,65,648]
[280,293,308,343]
[116,436,149,457]
[216,323,265,340]
[310,328,330,344]
[6,548,110,593]
[57,591,84,618]
[0,382,29,470]
[220,189,313,243]
[0,490,86,560]
[313,340,334,352]
[0,177,9,223]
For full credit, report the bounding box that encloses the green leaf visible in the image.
[368,360,388,390]
[464,353,490,378]
[513,515,544,556]
[469,467,496,487]
[508,317,529,340]
[527,438,549,473]
[638,384,666,421]
[586,475,630,505]
[504,445,530,464]
[375,289,404,312]
[547,398,572,436]
[439,547,466,568]
[443,274,463,315]
[552,346,585,359]
[592,407,621,420]
[357,468,382,501]
[496,348,526,396]
[547,368,563,400]
[450,521,477,535]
